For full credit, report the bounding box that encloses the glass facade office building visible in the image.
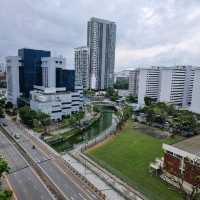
[56,68,75,92]
[18,48,51,98]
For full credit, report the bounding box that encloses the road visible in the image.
[0,132,55,200]
[1,118,100,200]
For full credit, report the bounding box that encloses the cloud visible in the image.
[0,0,200,71]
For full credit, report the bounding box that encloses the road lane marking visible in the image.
[36,164,70,200]
[78,192,87,200]
[30,167,57,200]
[51,160,98,200]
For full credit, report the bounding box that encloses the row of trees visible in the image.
[66,111,85,126]
[105,87,119,101]
[116,104,133,129]
[0,99,17,118]
[140,97,200,136]
[18,106,51,134]
[0,156,12,200]
[126,95,137,103]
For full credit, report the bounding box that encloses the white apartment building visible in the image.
[41,57,66,88]
[129,69,139,97]
[138,67,160,105]
[159,66,195,106]
[137,66,196,107]
[30,87,82,120]
[190,68,200,114]
[74,46,89,90]
[6,56,21,105]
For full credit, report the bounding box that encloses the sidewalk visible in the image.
[63,153,125,200]
[71,152,147,200]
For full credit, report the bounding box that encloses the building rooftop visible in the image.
[172,135,200,157]
[90,17,115,24]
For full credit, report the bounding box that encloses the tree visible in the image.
[5,102,13,110]
[115,105,133,130]
[0,99,6,108]
[0,107,5,118]
[38,112,51,136]
[122,104,133,121]
[105,87,118,101]
[172,111,197,135]
[144,96,156,106]
[126,95,137,103]
[0,190,12,200]
[93,105,100,113]
[19,106,37,128]
[73,111,84,125]
[0,156,9,178]
[0,156,12,200]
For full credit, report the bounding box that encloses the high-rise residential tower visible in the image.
[87,17,116,90]
[6,56,21,105]
[74,46,89,90]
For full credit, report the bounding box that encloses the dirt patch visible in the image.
[133,122,170,139]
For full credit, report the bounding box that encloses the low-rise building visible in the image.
[163,136,200,192]
[30,86,82,120]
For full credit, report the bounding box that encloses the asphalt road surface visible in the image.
[8,167,55,200]
[0,130,55,200]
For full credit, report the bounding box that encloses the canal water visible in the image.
[50,106,114,153]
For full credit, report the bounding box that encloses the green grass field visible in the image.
[87,121,184,200]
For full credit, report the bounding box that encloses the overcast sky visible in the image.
[1,0,200,71]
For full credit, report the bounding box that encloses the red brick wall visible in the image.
[184,160,200,186]
[164,153,180,176]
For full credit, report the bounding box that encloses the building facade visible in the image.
[6,56,21,105]
[30,87,82,120]
[163,136,200,192]
[18,48,51,98]
[190,68,200,114]
[74,46,89,90]
[136,66,196,107]
[0,63,6,73]
[129,69,139,97]
[41,57,66,88]
[138,67,160,105]
[56,69,75,92]
[159,66,195,106]
[87,17,116,90]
